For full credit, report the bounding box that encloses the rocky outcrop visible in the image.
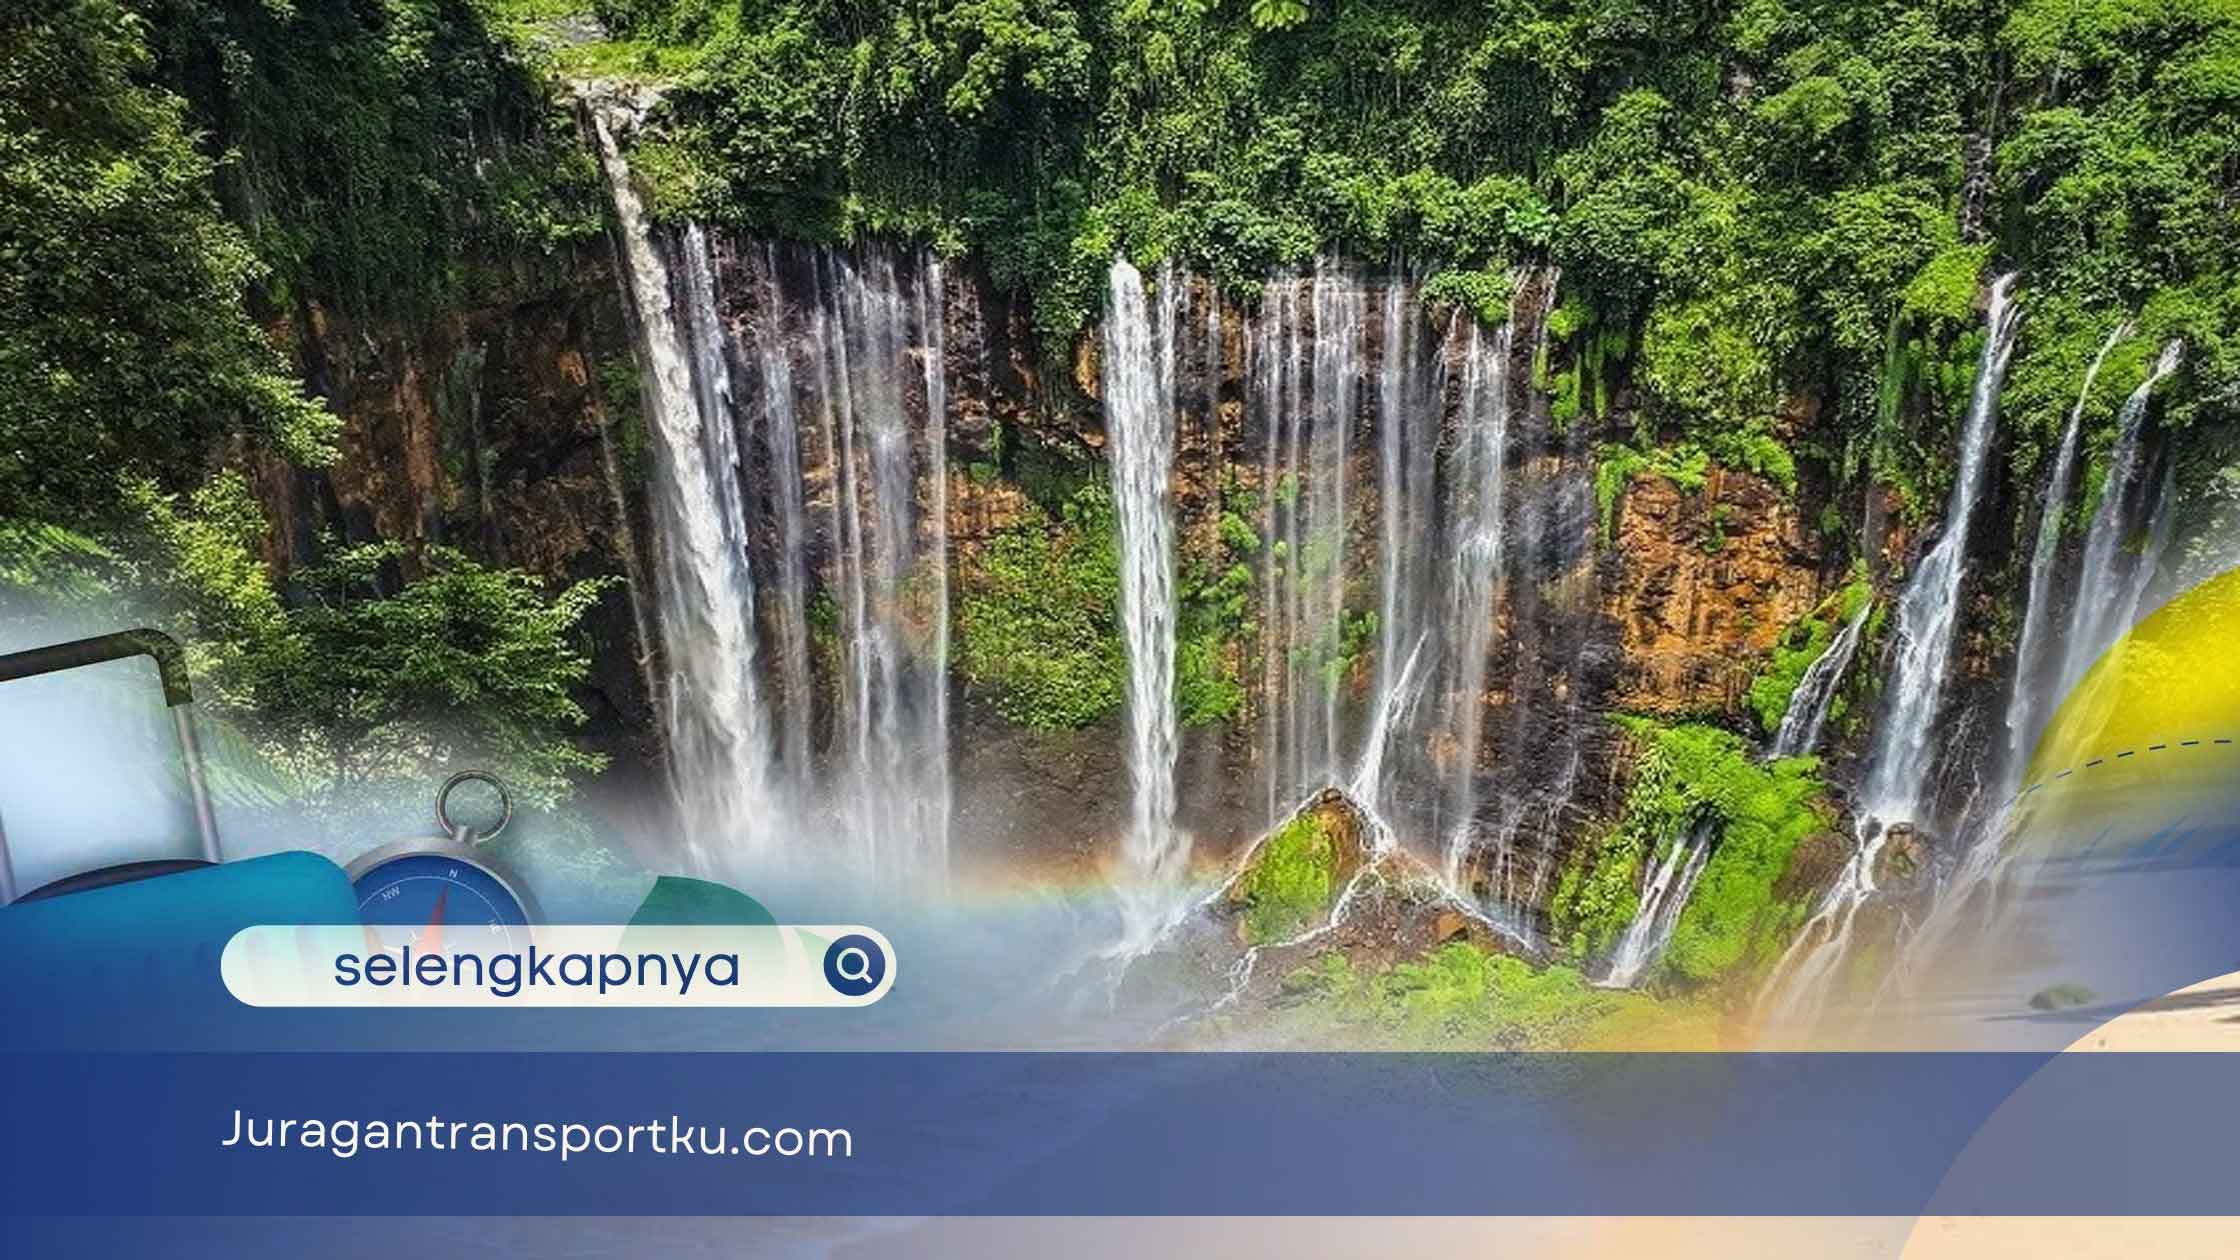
[1138,787,1523,1015]
[1224,789,1489,951]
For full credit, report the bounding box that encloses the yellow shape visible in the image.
[2016,565,2240,837]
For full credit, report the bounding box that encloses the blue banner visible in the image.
[3,1049,2237,1217]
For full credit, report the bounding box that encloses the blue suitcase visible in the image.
[0,630,358,1038]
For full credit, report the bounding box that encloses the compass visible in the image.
[347,771,537,948]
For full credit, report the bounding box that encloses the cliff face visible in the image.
[264,255,660,749]
[269,234,1853,931]
[1605,466,1822,718]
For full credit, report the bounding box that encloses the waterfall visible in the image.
[590,104,953,876]
[1858,274,2022,820]
[1892,341,2179,992]
[809,249,955,873]
[1255,265,1371,814]
[1760,274,2022,1025]
[590,109,778,870]
[1351,633,1428,806]
[1227,266,1581,939]
[746,241,818,779]
[1308,265,1363,784]
[1105,258,1187,949]
[1496,274,1594,918]
[1359,269,1442,817]
[1438,317,1516,890]
[2055,340,2184,699]
[1599,819,1715,988]
[2004,318,2131,782]
[1770,599,1871,759]
[1239,270,1576,929]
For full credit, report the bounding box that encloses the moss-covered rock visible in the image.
[1269,941,1719,1049]
[1550,717,1836,987]
[1225,788,1367,944]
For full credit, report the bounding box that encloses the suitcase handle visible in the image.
[0,629,222,903]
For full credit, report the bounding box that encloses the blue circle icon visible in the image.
[823,934,887,997]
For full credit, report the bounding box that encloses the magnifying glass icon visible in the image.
[822,934,887,997]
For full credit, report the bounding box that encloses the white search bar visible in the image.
[221,925,895,1007]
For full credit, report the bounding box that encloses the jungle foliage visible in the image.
[1549,717,1831,986]
[2,473,613,814]
[10,0,2240,818]
[1746,566,1875,736]
[596,0,2239,521]
[1,0,335,525]
[954,482,1129,729]
[2,0,613,809]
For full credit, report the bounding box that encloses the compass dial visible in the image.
[352,852,531,951]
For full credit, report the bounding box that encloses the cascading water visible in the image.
[1307,265,1363,784]
[810,249,956,874]
[1255,266,1370,814]
[1599,819,1715,988]
[1760,274,2023,1025]
[1255,264,1467,825]
[2056,340,2184,700]
[1860,274,2023,819]
[591,104,953,876]
[1486,275,1596,919]
[1769,600,1871,760]
[1894,340,2181,991]
[2003,319,2131,783]
[1105,259,1188,951]
[745,241,818,779]
[1436,317,1516,891]
[1241,268,1573,939]
[2130,461,2178,627]
[591,109,778,870]
[1366,271,1430,806]
[1350,634,1427,805]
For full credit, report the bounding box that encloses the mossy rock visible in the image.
[2028,983,2099,1013]
[1224,788,1372,945]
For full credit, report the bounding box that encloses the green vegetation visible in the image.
[1548,821,1645,964]
[140,0,602,319]
[1594,420,1802,541]
[246,540,614,803]
[1174,485,1258,726]
[1550,718,1832,986]
[1,0,336,525]
[1174,630,1245,726]
[1421,265,1518,328]
[8,473,612,819]
[575,0,2236,529]
[1747,568,1875,736]
[10,0,2240,855]
[1276,942,1671,1048]
[3,0,617,820]
[1594,443,1709,539]
[955,483,1128,728]
[1232,809,1340,944]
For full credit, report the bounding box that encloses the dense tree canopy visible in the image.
[596,0,2236,511]
[0,0,334,522]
